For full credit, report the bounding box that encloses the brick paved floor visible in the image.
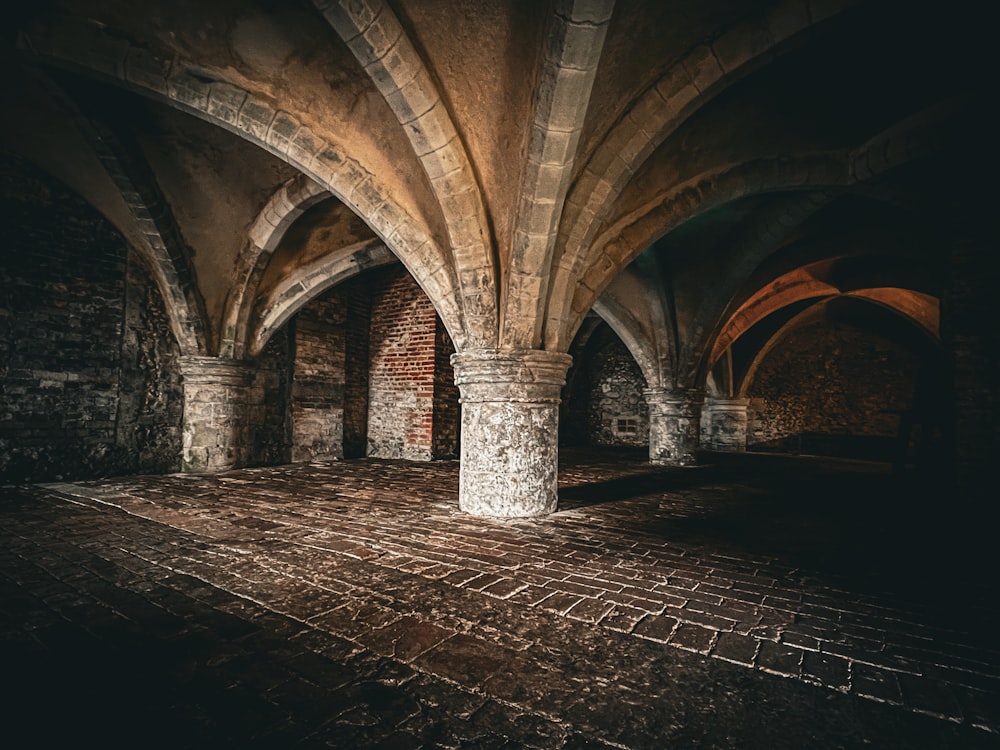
[2,449,998,748]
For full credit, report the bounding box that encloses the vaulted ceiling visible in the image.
[2,0,989,383]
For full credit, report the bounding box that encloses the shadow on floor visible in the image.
[559,450,993,614]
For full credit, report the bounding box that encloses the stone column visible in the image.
[179,356,253,472]
[704,398,749,452]
[645,388,705,466]
[451,349,572,517]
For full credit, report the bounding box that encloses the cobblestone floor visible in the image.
[2,449,998,748]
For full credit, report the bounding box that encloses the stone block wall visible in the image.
[564,327,648,447]
[0,155,183,482]
[291,294,346,461]
[745,320,922,459]
[118,256,184,473]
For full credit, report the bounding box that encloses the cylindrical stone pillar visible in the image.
[704,398,749,453]
[451,349,573,517]
[645,388,705,466]
[179,356,254,472]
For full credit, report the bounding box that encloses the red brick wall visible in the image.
[366,267,440,460]
[284,266,458,462]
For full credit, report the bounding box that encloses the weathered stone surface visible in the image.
[0,155,182,482]
[564,329,649,448]
[702,398,748,453]
[179,357,255,472]
[645,388,704,466]
[452,349,572,517]
[745,319,923,459]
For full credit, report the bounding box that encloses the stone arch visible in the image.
[711,271,838,367]
[249,239,395,357]
[548,152,850,351]
[502,0,614,348]
[314,0,497,348]
[220,175,328,358]
[552,92,958,358]
[16,17,469,350]
[738,293,939,399]
[35,71,209,356]
[548,0,855,345]
[738,294,945,461]
[699,199,945,391]
[591,296,658,391]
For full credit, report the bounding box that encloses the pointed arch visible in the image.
[249,239,395,356]
[313,0,497,346]
[36,71,209,355]
[16,16,469,349]
[547,0,858,347]
[502,0,614,348]
[549,152,850,351]
[220,174,328,358]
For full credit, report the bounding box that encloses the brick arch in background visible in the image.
[545,0,856,348]
[704,256,940,382]
[249,238,396,357]
[736,292,940,401]
[691,94,967,389]
[16,18,470,350]
[553,93,968,358]
[604,192,835,395]
[34,71,209,356]
[584,193,837,399]
[553,152,851,352]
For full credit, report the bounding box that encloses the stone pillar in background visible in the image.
[645,388,704,466]
[704,397,749,452]
[179,356,253,472]
[452,349,572,517]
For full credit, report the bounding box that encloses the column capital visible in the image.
[644,387,705,416]
[704,396,749,411]
[704,397,749,453]
[452,348,572,403]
